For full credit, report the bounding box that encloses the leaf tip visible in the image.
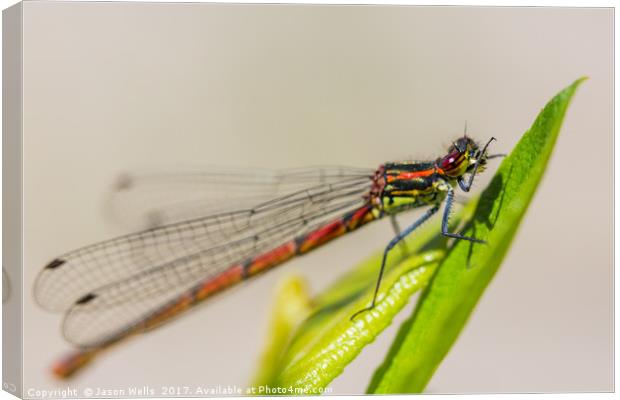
[573,76,589,87]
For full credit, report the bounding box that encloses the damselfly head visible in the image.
[440,136,481,177]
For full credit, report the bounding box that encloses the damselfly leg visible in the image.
[350,205,439,321]
[390,215,409,254]
[458,136,496,192]
[441,186,485,243]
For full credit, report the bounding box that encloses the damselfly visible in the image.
[35,134,500,377]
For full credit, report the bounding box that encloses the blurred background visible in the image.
[18,3,612,394]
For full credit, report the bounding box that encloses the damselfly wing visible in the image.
[35,166,375,348]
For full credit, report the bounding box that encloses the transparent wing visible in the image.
[106,165,374,230]
[35,168,374,347]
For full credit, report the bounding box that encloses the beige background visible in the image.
[16,3,612,395]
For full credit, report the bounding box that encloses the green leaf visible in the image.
[367,77,586,393]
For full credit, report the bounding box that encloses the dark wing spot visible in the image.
[75,293,97,305]
[44,259,66,270]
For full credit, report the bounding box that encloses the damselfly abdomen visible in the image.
[34,135,500,377]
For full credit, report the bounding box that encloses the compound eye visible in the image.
[440,150,462,170]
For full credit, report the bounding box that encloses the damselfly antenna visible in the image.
[453,121,469,151]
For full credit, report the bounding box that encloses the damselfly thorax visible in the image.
[371,162,448,213]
